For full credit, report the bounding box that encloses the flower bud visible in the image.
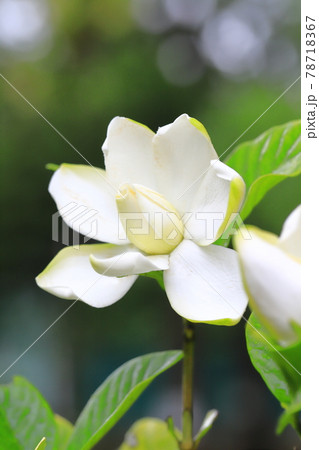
[116,184,184,255]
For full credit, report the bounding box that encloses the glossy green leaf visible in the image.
[246,314,301,433]
[0,377,57,450]
[225,121,301,220]
[55,415,73,450]
[119,418,179,450]
[67,351,183,450]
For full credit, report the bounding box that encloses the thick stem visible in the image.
[180,319,195,450]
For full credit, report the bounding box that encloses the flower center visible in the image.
[116,183,184,255]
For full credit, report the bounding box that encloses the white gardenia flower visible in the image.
[36,114,248,324]
[234,206,301,344]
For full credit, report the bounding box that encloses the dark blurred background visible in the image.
[0,0,300,448]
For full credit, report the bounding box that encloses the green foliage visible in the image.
[35,438,47,449]
[119,418,179,450]
[0,410,21,450]
[55,415,73,449]
[66,351,183,450]
[0,377,57,450]
[276,394,301,435]
[194,410,218,448]
[225,121,301,220]
[246,314,301,434]
[0,353,182,450]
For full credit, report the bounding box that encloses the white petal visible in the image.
[49,164,128,244]
[102,117,157,190]
[153,114,218,213]
[234,227,301,345]
[163,240,248,324]
[185,160,245,245]
[90,244,169,276]
[36,244,137,307]
[279,205,301,260]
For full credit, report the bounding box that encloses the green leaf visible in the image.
[225,121,301,220]
[54,415,73,450]
[276,392,301,435]
[194,410,218,448]
[35,437,47,450]
[119,418,179,450]
[246,314,301,432]
[139,271,165,290]
[67,351,183,450]
[0,409,21,450]
[0,377,57,450]
[246,314,301,405]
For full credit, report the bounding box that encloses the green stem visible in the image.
[180,319,195,450]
